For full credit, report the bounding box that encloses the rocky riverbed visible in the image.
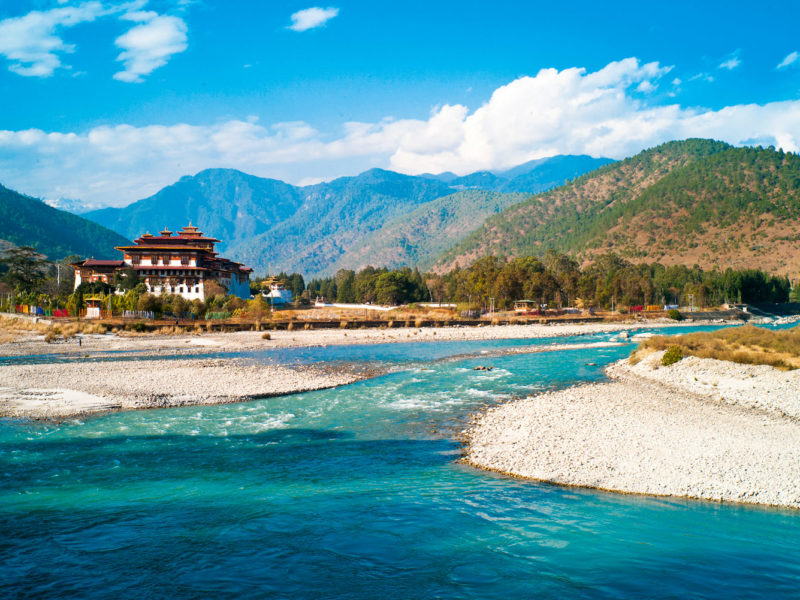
[0,358,368,419]
[0,320,696,359]
[465,350,800,509]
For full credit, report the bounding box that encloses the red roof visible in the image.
[83,259,125,267]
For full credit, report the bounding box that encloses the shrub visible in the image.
[261,332,271,340]
[662,345,684,366]
[667,308,684,321]
[129,321,147,333]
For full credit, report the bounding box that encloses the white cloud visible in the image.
[2,57,800,208]
[636,80,656,93]
[719,56,741,70]
[0,1,109,76]
[288,7,339,32]
[0,1,187,81]
[114,11,188,82]
[777,51,799,69]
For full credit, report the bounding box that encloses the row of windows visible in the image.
[149,284,201,294]
[131,256,196,266]
[142,270,200,277]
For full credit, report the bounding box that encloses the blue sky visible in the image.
[1,0,799,207]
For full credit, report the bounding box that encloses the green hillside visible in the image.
[85,169,304,253]
[436,140,800,276]
[227,169,455,277]
[329,190,527,273]
[0,184,131,260]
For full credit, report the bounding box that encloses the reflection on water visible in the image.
[2,327,799,599]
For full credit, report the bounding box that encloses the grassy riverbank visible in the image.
[631,325,800,370]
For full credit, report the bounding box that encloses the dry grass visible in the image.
[0,318,110,344]
[0,316,50,342]
[631,325,800,370]
[116,324,195,337]
[45,321,107,342]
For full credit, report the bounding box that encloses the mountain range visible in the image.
[437,139,800,276]
[6,140,798,280]
[83,155,611,277]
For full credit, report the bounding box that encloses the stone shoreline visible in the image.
[0,319,706,359]
[464,350,800,509]
[0,358,368,419]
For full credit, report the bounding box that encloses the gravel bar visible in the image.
[0,358,365,419]
[465,350,800,509]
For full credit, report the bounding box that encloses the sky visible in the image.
[1,0,799,208]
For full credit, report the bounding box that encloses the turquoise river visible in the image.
[2,327,799,598]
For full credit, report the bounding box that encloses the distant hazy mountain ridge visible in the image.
[84,155,608,276]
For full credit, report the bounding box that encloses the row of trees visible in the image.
[1,244,796,315]
[305,267,429,306]
[302,252,794,310]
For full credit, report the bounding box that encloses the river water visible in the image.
[2,328,799,598]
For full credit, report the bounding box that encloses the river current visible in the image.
[2,327,799,598]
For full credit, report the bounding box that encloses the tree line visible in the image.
[1,245,795,315]
[278,251,793,309]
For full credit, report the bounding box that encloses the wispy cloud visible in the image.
[288,7,339,32]
[718,51,741,70]
[113,10,188,82]
[689,72,714,83]
[2,57,800,207]
[777,51,799,69]
[0,1,110,77]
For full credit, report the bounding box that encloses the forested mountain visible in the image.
[329,190,527,273]
[85,169,305,252]
[437,140,800,276]
[443,155,613,193]
[227,169,455,276]
[84,155,608,277]
[0,184,131,260]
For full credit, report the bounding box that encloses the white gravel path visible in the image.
[465,351,800,509]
